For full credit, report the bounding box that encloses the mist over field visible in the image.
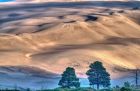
[0,0,140,89]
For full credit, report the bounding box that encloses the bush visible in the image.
[38,87,94,91]
[120,87,132,91]
[100,88,113,91]
[113,88,120,91]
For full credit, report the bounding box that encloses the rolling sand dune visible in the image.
[0,1,140,88]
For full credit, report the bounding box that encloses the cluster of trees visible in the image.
[58,61,111,90]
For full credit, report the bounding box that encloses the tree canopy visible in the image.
[86,61,110,89]
[58,67,80,88]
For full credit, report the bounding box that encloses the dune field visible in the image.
[0,1,140,89]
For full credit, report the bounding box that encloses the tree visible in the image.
[86,61,111,90]
[58,67,80,88]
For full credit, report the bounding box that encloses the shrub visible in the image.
[120,87,132,91]
[99,88,113,91]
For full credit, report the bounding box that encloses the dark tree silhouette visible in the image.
[86,61,111,89]
[129,68,140,87]
[135,69,140,87]
[58,67,80,88]
[114,67,140,88]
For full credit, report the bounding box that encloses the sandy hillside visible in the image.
[0,1,140,88]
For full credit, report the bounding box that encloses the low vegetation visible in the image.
[0,87,140,91]
[38,87,140,91]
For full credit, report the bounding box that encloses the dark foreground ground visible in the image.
[0,87,140,91]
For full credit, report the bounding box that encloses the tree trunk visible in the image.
[97,84,99,90]
[135,69,138,87]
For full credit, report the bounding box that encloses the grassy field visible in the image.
[37,87,140,91]
[0,87,140,91]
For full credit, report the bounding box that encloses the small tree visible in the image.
[58,67,80,88]
[86,61,111,90]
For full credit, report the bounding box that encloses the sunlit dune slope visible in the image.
[0,1,140,81]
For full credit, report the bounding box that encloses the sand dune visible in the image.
[0,1,140,88]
